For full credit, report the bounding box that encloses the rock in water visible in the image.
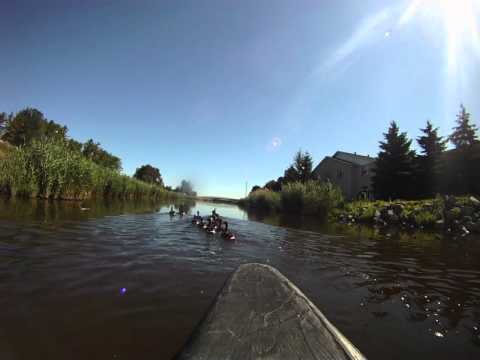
[470,196,480,208]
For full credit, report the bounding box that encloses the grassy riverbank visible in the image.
[240,180,480,235]
[238,180,343,216]
[0,138,178,201]
[332,195,480,234]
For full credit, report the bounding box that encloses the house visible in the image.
[312,151,376,200]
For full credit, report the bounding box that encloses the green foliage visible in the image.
[412,211,436,226]
[0,138,174,201]
[441,105,480,196]
[241,189,281,212]
[133,164,164,186]
[264,179,281,192]
[373,121,416,200]
[418,121,447,157]
[339,201,379,223]
[241,180,343,217]
[293,150,314,183]
[1,108,122,172]
[0,140,12,160]
[281,181,343,215]
[283,165,299,183]
[449,105,478,149]
[250,185,261,193]
[82,139,122,171]
[416,120,447,197]
[1,108,67,146]
[337,196,447,228]
[282,150,314,185]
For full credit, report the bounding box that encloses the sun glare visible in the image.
[438,0,479,70]
[400,0,480,72]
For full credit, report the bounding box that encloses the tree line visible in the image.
[1,108,121,171]
[132,165,196,196]
[373,105,479,199]
[1,107,196,195]
[250,150,315,194]
[251,104,479,200]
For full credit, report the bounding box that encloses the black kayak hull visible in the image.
[174,263,366,360]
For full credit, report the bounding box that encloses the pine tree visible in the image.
[447,105,479,195]
[449,105,478,149]
[416,120,447,197]
[282,150,314,184]
[293,150,313,183]
[373,121,416,199]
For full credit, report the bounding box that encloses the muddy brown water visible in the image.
[0,199,479,359]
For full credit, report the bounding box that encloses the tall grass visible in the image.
[0,138,177,201]
[0,140,11,160]
[240,180,343,217]
[239,188,281,212]
[281,181,343,215]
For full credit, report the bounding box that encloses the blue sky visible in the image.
[1,0,479,198]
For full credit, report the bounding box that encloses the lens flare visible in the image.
[399,0,480,74]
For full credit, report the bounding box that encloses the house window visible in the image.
[361,168,368,176]
[337,170,343,179]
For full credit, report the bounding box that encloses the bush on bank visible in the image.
[0,138,177,201]
[333,195,480,235]
[239,180,344,216]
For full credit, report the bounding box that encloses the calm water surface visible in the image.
[1,199,479,359]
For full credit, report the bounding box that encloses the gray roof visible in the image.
[332,151,376,166]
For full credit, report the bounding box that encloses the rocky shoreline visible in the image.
[334,196,480,237]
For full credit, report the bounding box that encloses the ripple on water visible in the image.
[1,202,480,360]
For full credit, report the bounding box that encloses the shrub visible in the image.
[281,181,343,215]
[240,180,343,217]
[413,211,437,227]
[242,189,280,212]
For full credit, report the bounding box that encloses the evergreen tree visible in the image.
[449,105,478,149]
[416,120,447,197]
[447,105,479,195]
[373,121,416,199]
[293,150,313,183]
[282,150,314,184]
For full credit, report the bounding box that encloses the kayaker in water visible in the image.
[221,221,235,241]
[192,211,201,224]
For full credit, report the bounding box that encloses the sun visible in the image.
[437,0,480,69]
[400,0,480,72]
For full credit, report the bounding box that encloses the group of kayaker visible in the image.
[192,209,236,241]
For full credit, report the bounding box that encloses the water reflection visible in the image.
[0,199,479,359]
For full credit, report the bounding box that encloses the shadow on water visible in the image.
[0,199,479,359]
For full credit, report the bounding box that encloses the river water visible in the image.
[0,199,479,359]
